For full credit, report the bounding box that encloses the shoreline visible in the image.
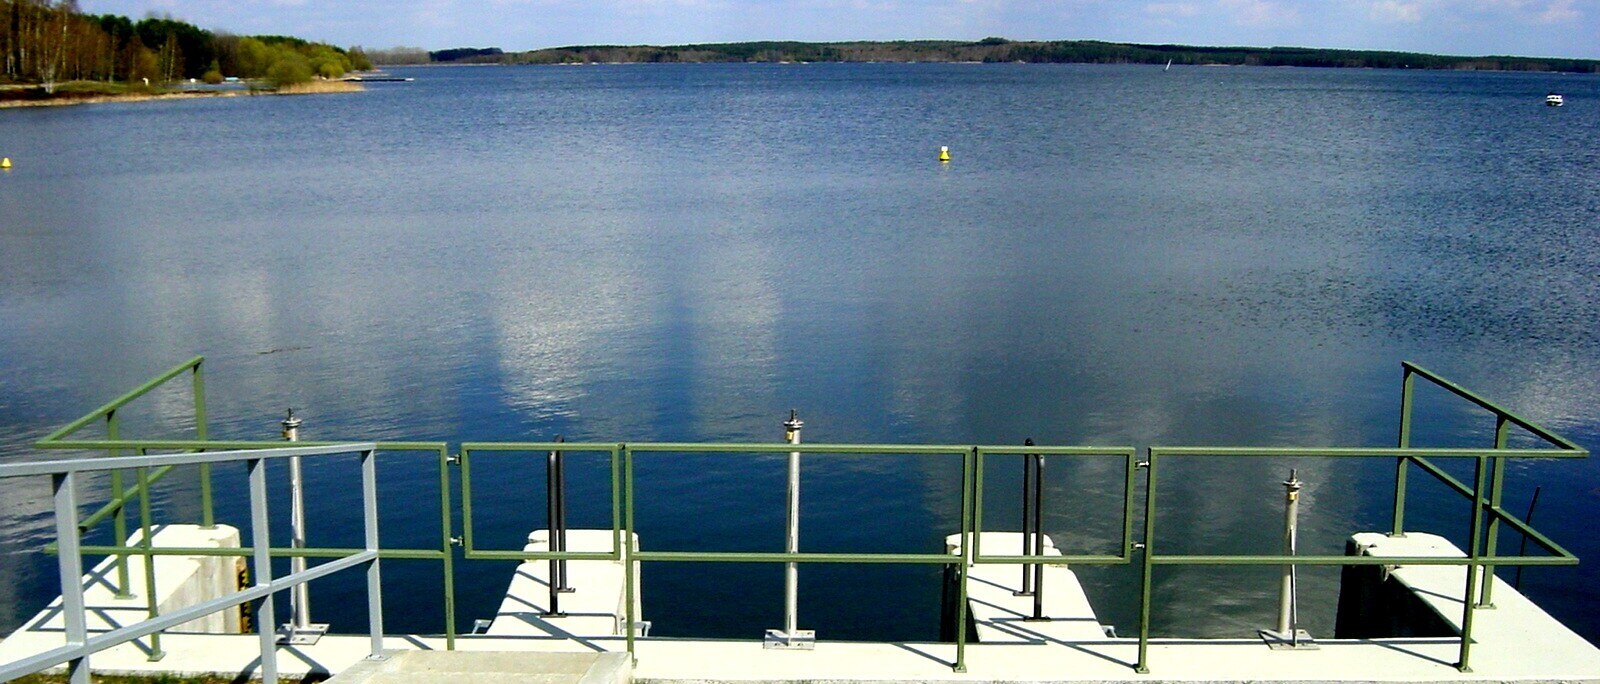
[0,81,364,110]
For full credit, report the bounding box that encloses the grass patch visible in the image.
[0,81,165,102]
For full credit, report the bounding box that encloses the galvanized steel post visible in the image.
[53,471,90,684]
[1259,469,1313,649]
[106,411,132,599]
[279,409,326,643]
[766,410,814,649]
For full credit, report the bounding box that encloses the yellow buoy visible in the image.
[938,146,950,163]
[1,157,11,170]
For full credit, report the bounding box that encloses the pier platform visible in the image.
[484,529,642,640]
[3,531,1598,682]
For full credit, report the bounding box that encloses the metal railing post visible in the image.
[555,435,570,594]
[1136,450,1156,674]
[437,445,458,649]
[954,446,974,673]
[193,361,214,529]
[1478,417,1509,608]
[136,461,165,661]
[106,411,132,599]
[766,410,813,648]
[1026,444,1046,622]
[1017,438,1034,596]
[623,444,637,662]
[248,457,279,684]
[1458,455,1489,672]
[362,448,386,660]
[53,471,91,684]
[1392,367,1415,536]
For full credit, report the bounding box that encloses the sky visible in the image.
[78,0,1599,59]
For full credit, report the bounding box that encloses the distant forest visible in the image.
[386,38,1600,73]
[1,0,371,89]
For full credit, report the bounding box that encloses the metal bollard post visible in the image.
[1025,444,1047,622]
[278,409,328,645]
[1015,439,1035,597]
[1259,469,1315,649]
[765,410,815,649]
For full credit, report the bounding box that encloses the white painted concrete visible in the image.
[3,529,1597,683]
[4,524,243,638]
[947,532,1110,643]
[327,650,632,684]
[485,530,641,640]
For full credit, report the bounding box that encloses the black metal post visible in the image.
[555,435,572,594]
[1016,438,1035,596]
[1028,449,1046,621]
[545,442,564,617]
[1514,486,1541,590]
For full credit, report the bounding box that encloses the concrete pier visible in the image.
[946,532,1110,644]
[14,524,244,636]
[485,529,642,641]
[3,529,1598,683]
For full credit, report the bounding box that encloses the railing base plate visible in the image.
[277,622,330,645]
[1258,628,1319,650]
[764,628,816,650]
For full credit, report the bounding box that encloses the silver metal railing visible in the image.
[0,443,386,684]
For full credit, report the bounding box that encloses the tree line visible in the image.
[2,0,372,90]
[419,38,1599,73]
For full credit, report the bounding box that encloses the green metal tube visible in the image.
[438,446,457,650]
[80,466,175,533]
[107,412,132,598]
[1122,453,1136,561]
[192,363,213,529]
[1479,419,1509,608]
[1403,362,1585,451]
[1147,554,1574,566]
[624,445,636,662]
[953,447,972,674]
[971,449,984,561]
[1136,450,1156,674]
[973,554,1127,565]
[459,450,476,553]
[611,446,623,575]
[36,356,204,445]
[1393,368,1414,536]
[61,545,444,559]
[1458,456,1489,672]
[136,464,165,661]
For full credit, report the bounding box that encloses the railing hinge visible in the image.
[1136,460,1151,469]
[447,453,462,465]
[1132,542,1147,551]
[449,536,464,547]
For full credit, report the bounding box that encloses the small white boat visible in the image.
[1545,93,1564,106]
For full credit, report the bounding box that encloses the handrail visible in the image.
[36,356,204,445]
[0,444,384,684]
[1403,362,1584,451]
[6,358,1588,681]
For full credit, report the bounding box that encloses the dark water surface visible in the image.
[2,63,1598,646]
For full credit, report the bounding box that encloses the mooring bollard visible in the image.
[1259,468,1315,649]
[546,435,571,617]
[278,408,328,644]
[765,409,815,649]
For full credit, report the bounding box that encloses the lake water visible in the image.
[1,63,1598,647]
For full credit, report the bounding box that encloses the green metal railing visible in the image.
[1134,362,1586,673]
[21,357,1589,677]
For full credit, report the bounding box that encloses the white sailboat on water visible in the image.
[1165,59,1173,72]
